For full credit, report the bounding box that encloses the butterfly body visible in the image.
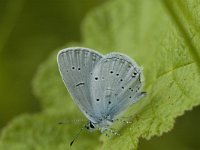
[57,47,146,133]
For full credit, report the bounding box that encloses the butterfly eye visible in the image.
[89,122,95,129]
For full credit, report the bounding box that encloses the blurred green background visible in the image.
[0,0,200,149]
[0,0,105,128]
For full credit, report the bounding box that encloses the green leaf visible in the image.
[82,0,200,149]
[1,0,200,150]
[0,51,100,150]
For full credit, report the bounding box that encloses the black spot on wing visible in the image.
[75,82,85,87]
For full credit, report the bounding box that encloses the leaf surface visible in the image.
[1,0,200,150]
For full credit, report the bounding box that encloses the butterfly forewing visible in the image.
[57,47,103,122]
[90,53,145,120]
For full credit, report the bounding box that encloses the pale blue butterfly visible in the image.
[57,47,146,145]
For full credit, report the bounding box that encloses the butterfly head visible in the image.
[85,121,96,131]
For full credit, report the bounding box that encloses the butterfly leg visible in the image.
[114,118,132,124]
[107,128,120,136]
[100,128,111,138]
[107,118,132,125]
[101,127,120,137]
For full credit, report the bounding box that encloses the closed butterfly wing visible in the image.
[90,53,146,120]
[57,47,103,122]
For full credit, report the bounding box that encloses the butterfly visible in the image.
[57,47,146,145]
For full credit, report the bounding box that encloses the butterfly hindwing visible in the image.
[57,47,103,122]
[90,53,145,120]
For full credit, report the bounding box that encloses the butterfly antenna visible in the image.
[70,125,85,146]
[58,119,86,125]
